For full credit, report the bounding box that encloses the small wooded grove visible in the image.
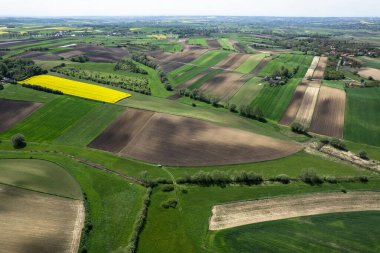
[0,58,47,81]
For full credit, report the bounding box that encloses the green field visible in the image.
[188,69,223,90]
[218,38,235,51]
[160,43,183,52]
[251,78,301,121]
[344,87,380,146]
[188,38,208,47]
[0,84,57,103]
[259,54,313,78]
[228,77,263,107]
[358,56,380,69]
[211,211,380,253]
[169,50,230,86]
[1,96,100,142]
[235,53,269,74]
[321,80,346,90]
[0,158,82,199]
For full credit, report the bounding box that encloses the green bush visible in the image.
[358,150,369,160]
[300,168,323,185]
[161,199,178,209]
[273,174,290,184]
[11,133,26,149]
[330,138,347,151]
[291,122,308,134]
[161,185,174,192]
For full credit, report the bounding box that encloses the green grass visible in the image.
[188,69,223,90]
[138,181,380,253]
[358,56,380,69]
[0,84,57,103]
[321,80,346,90]
[168,151,373,179]
[53,103,125,146]
[218,38,235,51]
[259,54,313,78]
[0,158,82,199]
[160,43,183,53]
[169,50,230,86]
[345,141,380,161]
[251,78,301,121]
[1,96,99,142]
[228,77,263,107]
[344,87,380,146]
[211,211,380,253]
[188,38,208,47]
[235,53,269,74]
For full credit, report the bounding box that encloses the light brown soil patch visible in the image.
[0,184,84,253]
[310,86,346,138]
[0,99,42,133]
[279,82,308,125]
[214,53,250,71]
[207,39,220,49]
[198,71,247,102]
[294,85,320,127]
[358,67,380,80]
[209,191,380,230]
[312,56,328,79]
[89,109,301,166]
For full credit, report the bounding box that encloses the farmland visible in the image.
[0,16,380,253]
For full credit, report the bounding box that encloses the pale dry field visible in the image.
[312,56,328,79]
[358,67,380,80]
[0,184,84,253]
[279,82,308,125]
[209,191,380,230]
[294,85,320,126]
[310,86,346,138]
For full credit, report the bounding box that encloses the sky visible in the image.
[0,0,379,17]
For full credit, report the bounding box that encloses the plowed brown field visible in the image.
[209,191,380,230]
[0,99,42,133]
[310,86,346,138]
[294,85,320,127]
[207,39,220,49]
[279,82,308,125]
[89,109,301,166]
[214,53,250,71]
[312,56,328,79]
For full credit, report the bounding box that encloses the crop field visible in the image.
[234,53,269,74]
[89,108,301,166]
[279,82,308,125]
[19,75,131,103]
[57,44,129,62]
[305,56,320,78]
[197,71,248,102]
[251,78,301,121]
[358,56,380,69]
[207,39,220,49]
[227,77,263,107]
[188,38,208,47]
[294,85,320,127]
[177,68,223,91]
[358,67,380,80]
[344,88,380,146]
[259,54,313,78]
[312,56,328,79]
[0,99,42,132]
[212,212,380,253]
[1,96,100,142]
[209,191,380,230]
[214,53,251,71]
[218,38,235,51]
[310,86,346,138]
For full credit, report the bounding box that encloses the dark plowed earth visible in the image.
[0,99,42,133]
[88,109,154,152]
[13,51,61,61]
[215,53,248,70]
[250,58,270,75]
[279,82,308,125]
[233,42,245,53]
[56,44,129,62]
[310,86,346,138]
[207,39,220,49]
[89,109,301,166]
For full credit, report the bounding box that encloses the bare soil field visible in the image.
[56,44,129,62]
[198,71,247,102]
[88,109,154,153]
[0,184,84,253]
[209,191,380,230]
[89,109,301,166]
[312,56,328,79]
[279,82,308,125]
[310,86,346,138]
[214,53,250,71]
[0,39,45,49]
[0,99,42,133]
[207,39,220,49]
[175,69,213,90]
[358,67,380,80]
[305,57,320,78]
[233,42,245,53]
[14,51,61,61]
[294,85,320,127]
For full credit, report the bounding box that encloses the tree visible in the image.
[11,133,26,149]
[229,103,237,112]
[358,150,369,160]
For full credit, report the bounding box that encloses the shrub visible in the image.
[11,133,26,149]
[320,137,330,144]
[162,185,174,192]
[0,83,3,90]
[300,168,323,185]
[161,199,178,209]
[324,176,338,184]
[234,171,263,185]
[273,174,290,184]
[291,122,308,134]
[358,175,369,183]
[330,138,347,151]
[229,103,237,112]
[358,150,369,160]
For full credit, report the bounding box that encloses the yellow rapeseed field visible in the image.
[20,75,131,103]
[147,34,167,39]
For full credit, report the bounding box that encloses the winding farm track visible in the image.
[209,191,380,230]
[89,108,301,166]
